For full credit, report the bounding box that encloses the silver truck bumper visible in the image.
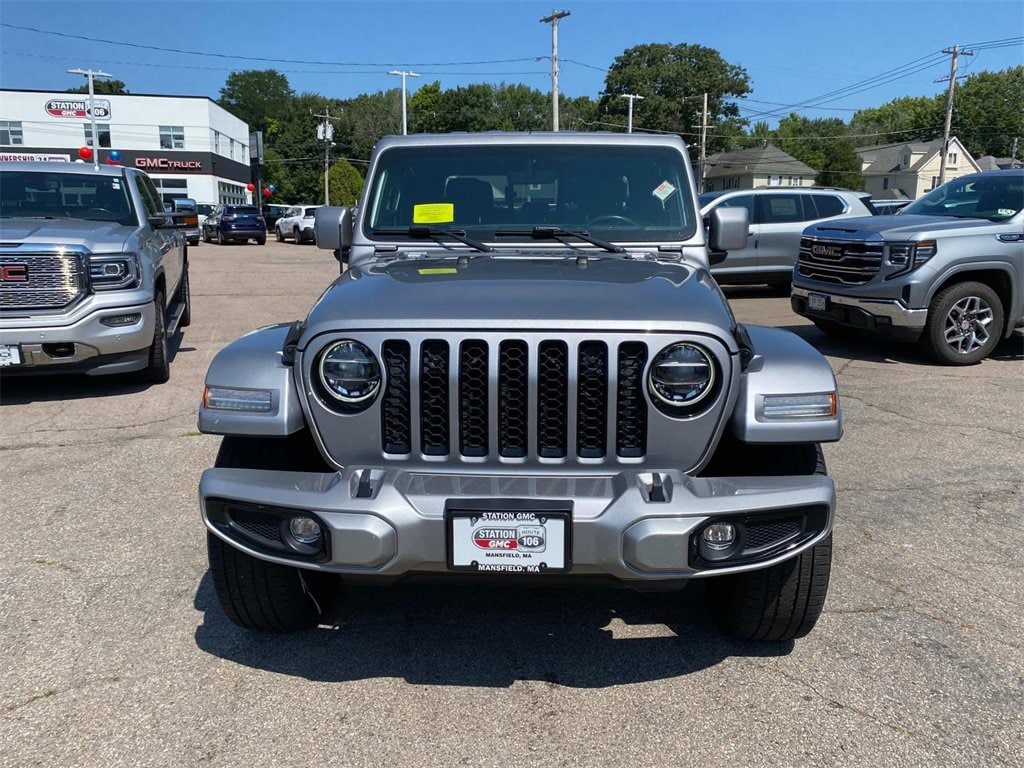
[792,286,927,329]
[200,467,836,581]
[0,301,155,371]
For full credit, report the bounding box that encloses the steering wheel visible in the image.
[586,214,641,227]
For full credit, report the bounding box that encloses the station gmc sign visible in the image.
[135,157,203,171]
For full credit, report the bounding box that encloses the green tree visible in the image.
[849,95,943,146]
[218,69,294,132]
[328,160,364,206]
[953,67,1024,159]
[66,79,129,95]
[599,42,751,155]
[774,114,863,189]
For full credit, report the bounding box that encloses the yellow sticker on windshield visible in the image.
[418,267,458,275]
[413,203,455,224]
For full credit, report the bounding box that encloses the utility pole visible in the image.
[387,70,419,135]
[1011,137,1020,168]
[937,44,973,186]
[619,94,644,133]
[67,67,112,171]
[314,107,340,204]
[540,9,570,131]
[699,92,709,193]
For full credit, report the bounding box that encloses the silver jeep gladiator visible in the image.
[793,169,1023,364]
[0,162,190,381]
[198,133,842,642]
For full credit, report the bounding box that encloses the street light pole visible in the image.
[67,67,112,170]
[619,93,644,133]
[387,70,419,135]
[540,9,570,131]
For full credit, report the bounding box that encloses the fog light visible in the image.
[100,313,142,327]
[702,522,736,551]
[289,516,322,544]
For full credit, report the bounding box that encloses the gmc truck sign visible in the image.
[135,157,204,171]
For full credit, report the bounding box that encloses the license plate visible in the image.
[808,293,829,311]
[448,509,571,574]
[0,344,22,366]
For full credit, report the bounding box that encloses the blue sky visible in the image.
[1,0,1021,126]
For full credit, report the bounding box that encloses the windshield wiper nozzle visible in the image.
[494,226,626,254]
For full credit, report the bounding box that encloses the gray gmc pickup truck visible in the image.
[0,162,190,381]
[793,169,1023,364]
[198,133,842,642]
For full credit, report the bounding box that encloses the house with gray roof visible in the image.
[703,144,817,193]
[976,155,1022,171]
[856,137,980,199]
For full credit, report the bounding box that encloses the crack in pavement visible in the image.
[838,395,1023,439]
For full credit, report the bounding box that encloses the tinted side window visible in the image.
[717,194,755,223]
[135,173,164,217]
[758,194,803,224]
[809,194,846,219]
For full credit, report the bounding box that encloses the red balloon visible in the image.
[246,183,255,192]
[78,146,93,161]
[262,188,272,197]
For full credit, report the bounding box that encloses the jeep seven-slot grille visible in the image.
[0,252,84,310]
[798,237,883,285]
[380,339,649,460]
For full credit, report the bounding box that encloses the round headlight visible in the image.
[649,343,716,412]
[318,340,381,406]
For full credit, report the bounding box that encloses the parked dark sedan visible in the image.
[202,204,266,245]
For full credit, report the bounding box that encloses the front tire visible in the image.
[704,443,832,641]
[922,281,1003,365]
[216,229,225,245]
[275,226,284,242]
[293,227,302,244]
[206,434,338,631]
[142,290,170,383]
[177,262,191,328]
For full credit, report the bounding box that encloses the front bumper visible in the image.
[200,467,836,582]
[791,285,927,341]
[0,299,155,374]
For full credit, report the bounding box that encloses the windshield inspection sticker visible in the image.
[412,202,455,225]
[652,180,677,202]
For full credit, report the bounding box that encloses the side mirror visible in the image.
[147,214,175,229]
[708,206,749,253]
[314,206,352,258]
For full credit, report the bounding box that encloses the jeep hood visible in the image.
[0,217,135,251]
[807,214,1004,240]
[302,254,737,339]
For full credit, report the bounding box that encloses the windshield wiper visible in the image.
[372,226,493,253]
[493,226,626,254]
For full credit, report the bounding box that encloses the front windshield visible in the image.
[902,173,1023,221]
[365,144,697,243]
[0,169,136,225]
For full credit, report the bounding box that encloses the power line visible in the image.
[0,22,546,68]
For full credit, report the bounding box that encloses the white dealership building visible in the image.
[0,89,254,205]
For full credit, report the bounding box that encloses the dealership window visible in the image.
[159,125,185,150]
[0,120,24,145]
[218,181,247,205]
[84,123,111,148]
[212,129,221,154]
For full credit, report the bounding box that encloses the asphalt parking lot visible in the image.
[2,239,1022,767]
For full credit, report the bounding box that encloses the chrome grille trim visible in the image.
[0,250,86,311]
[798,236,883,286]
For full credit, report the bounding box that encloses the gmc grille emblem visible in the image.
[810,244,843,259]
[0,264,29,282]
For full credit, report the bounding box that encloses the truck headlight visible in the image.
[318,340,381,408]
[648,343,717,416]
[886,240,936,277]
[89,253,140,290]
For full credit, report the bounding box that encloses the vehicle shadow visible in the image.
[0,332,188,405]
[192,573,792,687]
[778,323,1024,366]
